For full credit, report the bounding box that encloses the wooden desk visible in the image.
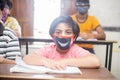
[0,64,117,80]
[19,37,117,71]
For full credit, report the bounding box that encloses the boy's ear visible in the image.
[51,36,54,41]
[73,35,76,41]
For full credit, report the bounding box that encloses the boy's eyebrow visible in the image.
[54,29,61,31]
[55,29,72,31]
[66,28,73,31]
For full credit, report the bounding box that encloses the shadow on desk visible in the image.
[0,64,118,80]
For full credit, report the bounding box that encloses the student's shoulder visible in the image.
[7,16,18,22]
[71,44,84,50]
[71,44,91,54]
[71,13,77,18]
[88,15,98,20]
[4,27,15,33]
[43,44,56,49]
[4,28,17,37]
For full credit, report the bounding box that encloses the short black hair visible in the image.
[6,0,13,9]
[76,0,89,4]
[0,0,6,10]
[49,16,80,40]
[0,0,12,10]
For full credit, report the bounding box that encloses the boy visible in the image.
[23,16,100,70]
[71,0,106,53]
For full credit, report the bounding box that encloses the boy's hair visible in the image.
[76,0,90,5]
[49,16,80,40]
[0,0,5,10]
[6,0,13,9]
[0,0,12,10]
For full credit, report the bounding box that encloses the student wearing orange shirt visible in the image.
[71,0,106,53]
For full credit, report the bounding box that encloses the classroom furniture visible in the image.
[0,64,117,80]
[19,37,117,71]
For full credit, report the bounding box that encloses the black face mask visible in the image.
[54,37,73,51]
[77,6,89,15]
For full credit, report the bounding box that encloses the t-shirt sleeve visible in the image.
[35,46,48,57]
[8,17,21,30]
[35,45,54,58]
[92,16,100,29]
[73,45,91,57]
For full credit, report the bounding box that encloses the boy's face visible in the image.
[2,5,10,20]
[4,5,11,15]
[53,23,75,53]
[53,23,74,37]
[76,2,89,15]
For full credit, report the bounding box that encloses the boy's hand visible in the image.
[80,32,94,40]
[43,59,66,70]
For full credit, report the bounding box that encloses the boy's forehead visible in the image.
[55,23,72,30]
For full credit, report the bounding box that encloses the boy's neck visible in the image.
[76,13,88,23]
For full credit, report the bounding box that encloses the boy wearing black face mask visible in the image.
[23,16,100,70]
[71,0,106,53]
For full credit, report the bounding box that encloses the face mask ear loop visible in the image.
[52,34,56,42]
[70,36,75,45]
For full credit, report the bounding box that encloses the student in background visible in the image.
[71,0,106,53]
[1,0,21,37]
[0,0,21,64]
[23,16,100,70]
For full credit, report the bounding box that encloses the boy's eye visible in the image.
[55,31,61,35]
[66,31,72,35]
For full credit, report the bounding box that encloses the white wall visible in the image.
[89,0,120,27]
[86,0,120,79]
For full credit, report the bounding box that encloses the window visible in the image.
[34,0,61,38]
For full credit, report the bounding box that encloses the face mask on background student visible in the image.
[77,6,89,15]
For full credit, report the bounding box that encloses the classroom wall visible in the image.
[89,0,120,27]
[89,1,120,79]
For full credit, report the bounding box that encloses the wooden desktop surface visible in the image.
[0,64,118,80]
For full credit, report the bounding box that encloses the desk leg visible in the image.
[108,43,113,71]
[26,42,29,55]
[105,45,109,68]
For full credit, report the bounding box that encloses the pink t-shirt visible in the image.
[35,44,90,60]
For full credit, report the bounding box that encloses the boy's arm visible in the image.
[0,57,15,64]
[23,53,65,70]
[58,54,100,69]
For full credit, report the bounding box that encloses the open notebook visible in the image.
[77,37,97,41]
[10,57,82,74]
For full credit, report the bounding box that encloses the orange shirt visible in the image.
[71,14,100,48]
